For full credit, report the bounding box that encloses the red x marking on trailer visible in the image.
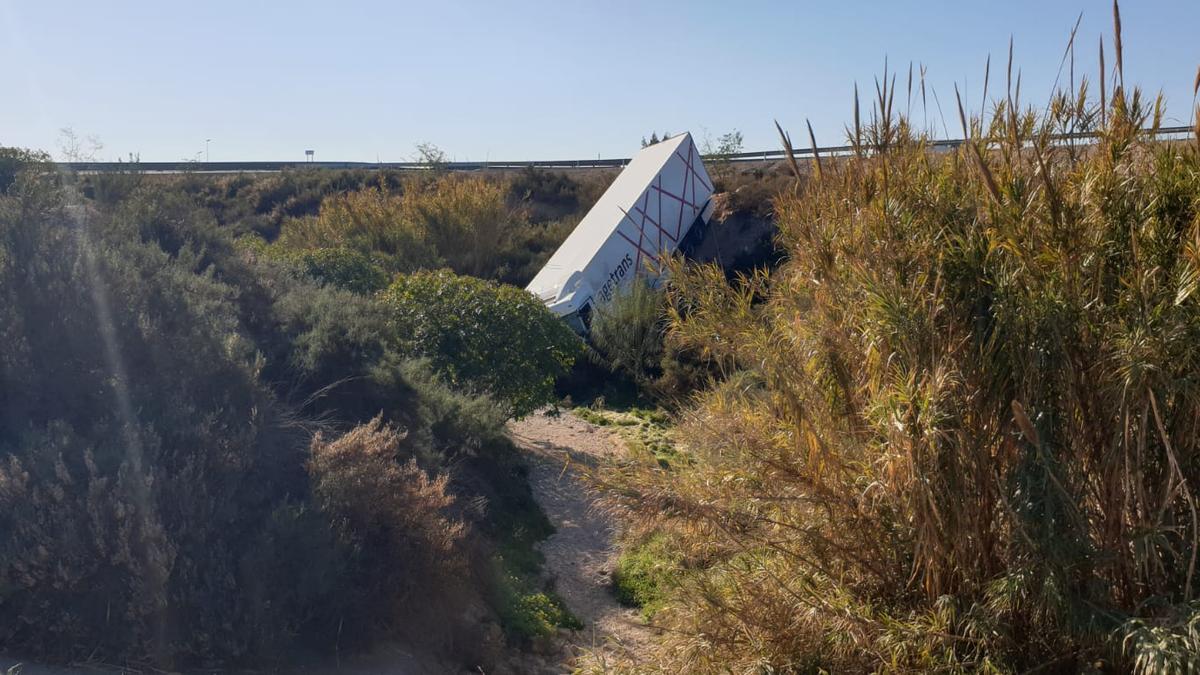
[614,143,708,273]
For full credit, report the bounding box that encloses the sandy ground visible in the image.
[508,410,652,671]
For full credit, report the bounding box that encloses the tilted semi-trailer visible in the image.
[526,132,714,333]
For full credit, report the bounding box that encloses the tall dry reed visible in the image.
[597,5,1200,672]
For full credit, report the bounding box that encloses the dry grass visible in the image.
[308,416,471,637]
[275,174,521,278]
[401,174,515,277]
[276,185,438,271]
[595,6,1200,672]
[309,416,466,575]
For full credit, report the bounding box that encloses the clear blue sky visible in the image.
[2,1,1196,162]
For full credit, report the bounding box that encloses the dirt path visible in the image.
[508,411,651,670]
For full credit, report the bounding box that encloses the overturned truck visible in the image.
[526,132,714,333]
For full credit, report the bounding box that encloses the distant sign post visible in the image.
[305,150,314,163]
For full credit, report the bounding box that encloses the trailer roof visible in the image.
[527,132,708,307]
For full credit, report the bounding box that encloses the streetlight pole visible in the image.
[205,139,211,163]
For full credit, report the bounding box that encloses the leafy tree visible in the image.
[414,141,447,170]
[381,270,582,418]
[714,130,743,155]
[701,129,744,184]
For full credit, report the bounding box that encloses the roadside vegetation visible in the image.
[587,279,721,405]
[383,270,581,419]
[596,11,1200,673]
[611,533,681,621]
[0,157,594,670]
[573,406,678,469]
[12,23,1194,670]
[80,164,614,288]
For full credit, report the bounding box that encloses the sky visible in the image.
[2,1,1197,163]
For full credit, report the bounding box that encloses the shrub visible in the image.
[509,167,580,224]
[602,30,1200,675]
[376,357,510,459]
[612,534,680,619]
[490,214,580,287]
[273,245,388,294]
[588,279,722,403]
[307,417,470,638]
[495,584,582,642]
[700,129,744,187]
[0,172,301,665]
[402,174,518,278]
[0,147,50,194]
[0,170,548,669]
[272,174,546,283]
[269,280,395,417]
[589,279,668,385]
[381,270,582,418]
[277,186,438,273]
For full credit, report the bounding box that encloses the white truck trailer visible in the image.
[526,132,714,333]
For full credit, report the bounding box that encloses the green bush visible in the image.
[244,238,389,294]
[495,578,582,642]
[282,246,388,294]
[378,357,510,458]
[0,146,50,194]
[612,534,680,619]
[381,270,582,418]
[588,279,718,402]
[589,279,667,385]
